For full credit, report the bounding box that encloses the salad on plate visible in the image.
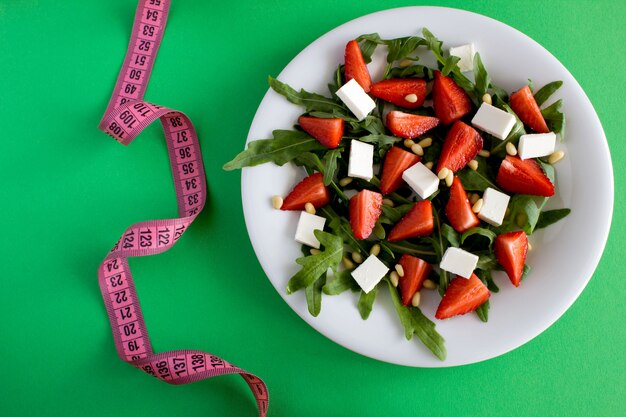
[225,28,570,360]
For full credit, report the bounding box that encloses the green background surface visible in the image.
[1,0,624,416]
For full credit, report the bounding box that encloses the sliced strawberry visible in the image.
[349,190,383,240]
[496,155,554,197]
[446,176,480,233]
[344,40,372,92]
[386,111,440,139]
[370,79,427,109]
[494,231,528,287]
[398,254,432,306]
[298,116,344,149]
[436,120,483,173]
[281,173,330,211]
[510,85,549,133]
[380,146,421,195]
[435,274,490,319]
[387,200,434,242]
[432,70,472,125]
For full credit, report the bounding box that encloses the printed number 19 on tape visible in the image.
[97,1,268,415]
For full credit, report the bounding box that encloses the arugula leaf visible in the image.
[356,33,385,63]
[323,270,359,295]
[286,230,343,294]
[321,206,368,256]
[322,149,341,186]
[305,272,325,317]
[491,99,527,156]
[461,227,497,245]
[223,130,326,170]
[386,36,426,63]
[441,223,460,247]
[388,280,446,360]
[541,99,565,136]
[476,267,499,293]
[534,81,563,106]
[380,203,413,224]
[473,53,490,99]
[441,55,461,76]
[475,300,489,322]
[382,241,437,262]
[269,76,346,114]
[499,195,544,235]
[387,64,434,79]
[294,151,324,172]
[457,162,498,192]
[359,134,402,146]
[535,208,571,230]
[476,254,498,271]
[328,65,343,96]
[358,287,377,320]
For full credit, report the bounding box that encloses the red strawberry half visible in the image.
[344,40,372,92]
[387,200,434,242]
[436,120,483,173]
[380,146,420,195]
[432,70,472,125]
[446,176,480,233]
[386,111,440,139]
[496,155,555,197]
[435,274,490,320]
[510,85,549,133]
[349,189,383,240]
[494,231,528,287]
[281,172,330,211]
[398,254,432,306]
[370,78,427,109]
[298,116,344,149]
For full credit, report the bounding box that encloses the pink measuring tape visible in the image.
[97,1,269,415]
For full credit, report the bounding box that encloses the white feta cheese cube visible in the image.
[294,211,326,249]
[351,255,389,293]
[336,78,376,121]
[440,247,479,279]
[348,140,374,181]
[471,103,517,140]
[402,162,439,199]
[518,132,556,160]
[478,187,510,226]
[449,43,476,72]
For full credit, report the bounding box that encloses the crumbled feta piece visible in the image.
[402,162,439,199]
[294,211,326,249]
[336,78,376,121]
[478,187,510,226]
[518,132,557,160]
[449,43,476,72]
[351,255,390,293]
[348,140,374,181]
[471,102,517,140]
[440,247,479,279]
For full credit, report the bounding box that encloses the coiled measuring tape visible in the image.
[97,1,269,415]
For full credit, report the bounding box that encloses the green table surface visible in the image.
[1,0,624,416]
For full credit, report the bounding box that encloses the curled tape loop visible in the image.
[97,1,268,415]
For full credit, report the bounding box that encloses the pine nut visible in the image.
[395,264,405,277]
[478,149,490,158]
[482,93,492,105]
[399,59,413,68]
[382,198,395,207]
[424,161,434,170]
[506,142,518,156]
[516,213,527,227]
[417,137,432,148]
[527,242,533,251]
[339,177,353,187]
[403,139,415,148]
[468,159,479,171]
[548,150,565,164]
[469,193,480,205]
[405,94,418,103]
[423,279,437,290]
[342,257,355,270]
[304,202,316,215]
[411,144,424,156]
[309,248,321,255]
[445,171,454,187]
[390,271,400,287]
[437,167,450,180]
[411,291,421,307]
[370,244,381,257]
[352,251,363,264]
[271,195,283,210]
[472,198,483,213]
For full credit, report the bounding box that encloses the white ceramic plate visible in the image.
[241,7,613,367]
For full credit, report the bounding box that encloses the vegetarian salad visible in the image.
[225,29,570,360]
